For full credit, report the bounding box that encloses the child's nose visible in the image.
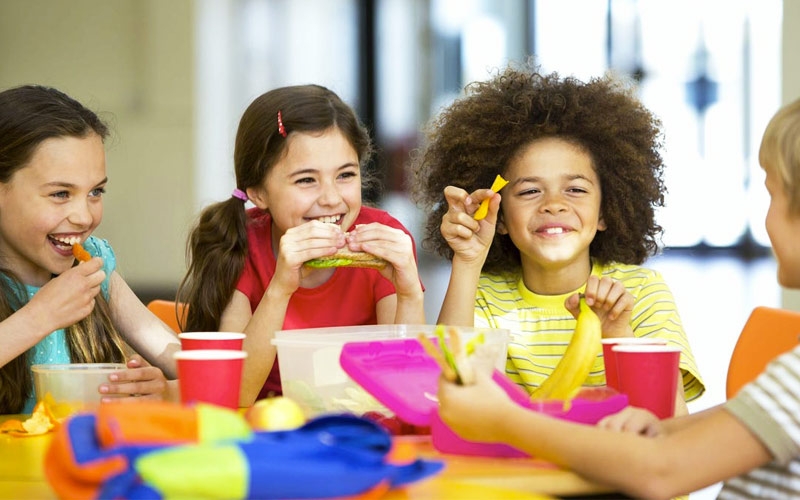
[541,192,567,212]
[68,200,95,226]
[318,182,343,206]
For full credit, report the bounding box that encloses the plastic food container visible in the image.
[271,324,509,418]
[339,337,628,457]
[31,363,126,414]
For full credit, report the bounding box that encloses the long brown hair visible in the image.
[177,84,374,331]
[0,85,127,413]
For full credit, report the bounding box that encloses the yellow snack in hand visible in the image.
[473,174,509,220]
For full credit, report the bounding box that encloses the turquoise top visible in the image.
[21,237,116,412]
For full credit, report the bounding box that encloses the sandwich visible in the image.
[304,249,387,269]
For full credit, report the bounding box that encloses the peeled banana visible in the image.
[530,297,602,400]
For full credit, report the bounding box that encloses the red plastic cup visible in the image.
[174,349,247,408]
[613,344,680,419]
[601,337,668,390]
[178,332,245,351]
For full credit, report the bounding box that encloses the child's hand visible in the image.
[440,185,500,266]
[273,220,346,293]
[596,406,663,437]
[99,354,169,401]
[437,367,512,443]
[26,257,106,333]
[345,222,421,296]
[565,275,634,338]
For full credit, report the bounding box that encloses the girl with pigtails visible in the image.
[178,85,425,407]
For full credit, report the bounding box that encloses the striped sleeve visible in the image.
[718,347,800,498]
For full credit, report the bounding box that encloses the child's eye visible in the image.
[90,187,106,197]
[518,187,541,196]
[567,187,589,194]
[51,191,70,200]
[296,177,316,185]
[338,171,359,181]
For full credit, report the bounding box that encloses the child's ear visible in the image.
[497,212,508,235]
[597,216,607,231]
[246,187,269,210]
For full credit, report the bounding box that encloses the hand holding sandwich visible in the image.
[341,222,423,303]
[303,222,422,299]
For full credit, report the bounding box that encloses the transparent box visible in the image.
[272,324,509,418]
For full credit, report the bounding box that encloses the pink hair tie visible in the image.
[231,188,248,202]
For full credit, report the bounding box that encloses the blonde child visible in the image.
[0,85,181,414]
[438,97,800,499]
[411,63,704,414]
[178,85,425,406]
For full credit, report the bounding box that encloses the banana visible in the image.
[530,297,602,400]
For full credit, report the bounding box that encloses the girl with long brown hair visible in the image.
[0,85,181,414]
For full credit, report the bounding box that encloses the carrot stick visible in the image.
[72,243,91,262]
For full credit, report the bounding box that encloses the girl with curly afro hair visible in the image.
[411,63,704,415]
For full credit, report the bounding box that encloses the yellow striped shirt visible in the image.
[475,262,705,401]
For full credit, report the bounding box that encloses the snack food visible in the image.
[304,249,387,269]
[72,241,91,262]
[473,174,509,220]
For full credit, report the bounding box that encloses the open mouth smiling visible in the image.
[49,235,82,251]
[310,215,343,225]
[538,226,570,235]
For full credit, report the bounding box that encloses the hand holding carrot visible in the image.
[72,242,92,262]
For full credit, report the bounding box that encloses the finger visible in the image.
[443,185,470,209]
[582,275,600,305]
[481,192,503,225]
[593,278,615,308]
[102,378,166,397]
[596,416,620,432]
[564,293,581,318]
[608,291,634,321]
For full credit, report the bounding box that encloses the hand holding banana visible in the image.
[530,296,602,400]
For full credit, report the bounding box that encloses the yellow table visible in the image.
[0,415,613,499]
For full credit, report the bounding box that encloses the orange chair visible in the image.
[726,306,800,399]
[146,299,188,334]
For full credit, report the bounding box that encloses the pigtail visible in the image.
[178,198,249,332]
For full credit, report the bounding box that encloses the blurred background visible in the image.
[1,1,798,496]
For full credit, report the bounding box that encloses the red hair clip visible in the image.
[277,110,287,137]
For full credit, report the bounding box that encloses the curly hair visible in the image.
[410,63,666,274]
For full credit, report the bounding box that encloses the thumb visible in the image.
[564,293,583,319]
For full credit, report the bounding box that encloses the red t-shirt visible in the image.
[236,206,422,397]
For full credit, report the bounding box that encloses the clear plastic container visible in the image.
[272,324,509,418]
[32,363,126,413]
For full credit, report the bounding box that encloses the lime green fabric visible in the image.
[135,444,248,499]
[197,404,252,443]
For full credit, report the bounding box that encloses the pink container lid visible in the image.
[340,338,628,457]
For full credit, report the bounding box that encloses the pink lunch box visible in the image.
[339,337,628,458]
